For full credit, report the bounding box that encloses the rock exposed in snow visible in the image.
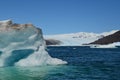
[45,39,62,45]
[90,30,120,45]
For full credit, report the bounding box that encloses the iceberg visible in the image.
[90,44,117,48]
[0,20,67,67]
[90,42,120,48]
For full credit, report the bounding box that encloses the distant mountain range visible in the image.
[44,30,119,46]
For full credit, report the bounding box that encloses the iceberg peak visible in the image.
[0,20,35,32]
[0,19,12,25]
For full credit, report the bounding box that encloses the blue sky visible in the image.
[0,0,120,34]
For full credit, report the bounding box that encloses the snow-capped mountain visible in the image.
[44,30,118,46]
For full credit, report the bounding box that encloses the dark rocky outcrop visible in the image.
[90,30,120,45]
[45,39,62,45]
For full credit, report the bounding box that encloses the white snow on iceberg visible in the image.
[90,42,120,48]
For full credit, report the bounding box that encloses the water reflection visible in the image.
[0,65,70,80]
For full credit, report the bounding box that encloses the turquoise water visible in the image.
[0,46,120,80]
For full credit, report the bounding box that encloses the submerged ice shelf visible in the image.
[0,20,67,67]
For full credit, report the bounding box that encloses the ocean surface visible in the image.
[0,46,120,80]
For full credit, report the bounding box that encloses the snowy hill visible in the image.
[44,30,118,46]
[90,30,120,45]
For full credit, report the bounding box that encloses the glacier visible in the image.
[0,20,67,67]
[44,30,118,46]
